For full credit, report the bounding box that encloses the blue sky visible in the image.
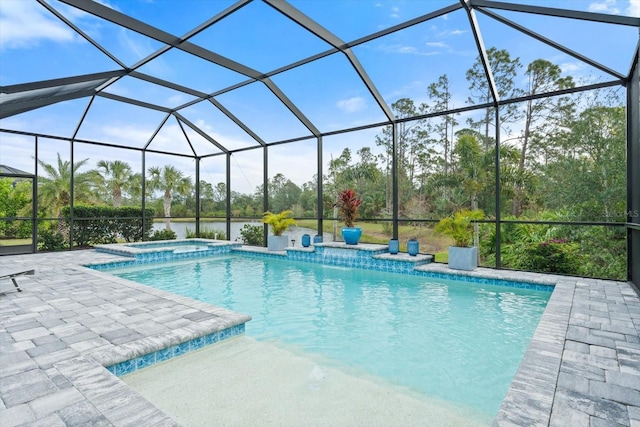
[0,0,638,193]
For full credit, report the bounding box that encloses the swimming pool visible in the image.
[104,253,550,418]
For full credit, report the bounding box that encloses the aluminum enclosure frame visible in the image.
[0,0,638,287]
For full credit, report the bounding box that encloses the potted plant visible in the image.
[335,189,363,245]
[434,209,484,270]
[262,210,296,251]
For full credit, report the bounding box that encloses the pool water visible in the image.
[107,255,550,418]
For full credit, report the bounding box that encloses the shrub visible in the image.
[149,229,177,241]
[519,239,582,275]
[61,206,154,246]
[118,207,155,242]
[240,224,263,246]
[185,226,226,240]
[38,230,68,251]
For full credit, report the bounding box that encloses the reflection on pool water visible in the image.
[106,254,550,418]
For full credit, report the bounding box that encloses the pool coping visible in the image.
[95,238,238,258]
[1,248,638,426]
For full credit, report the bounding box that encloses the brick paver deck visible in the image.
[0,250,638,426]
[1,251,249,426]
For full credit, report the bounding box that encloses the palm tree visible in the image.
[37,153,94,218]
[147,165,192,230]
[95,160,136,207]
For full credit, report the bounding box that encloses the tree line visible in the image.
[1,47,627,278]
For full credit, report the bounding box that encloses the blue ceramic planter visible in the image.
[388,239,399,254]
[313,235,323,243]
[301,234,311,247]
[341,227,362,245]
[407,239,419,256]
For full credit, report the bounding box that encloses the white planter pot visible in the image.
[448,246,478,271]
[267,235,289,251]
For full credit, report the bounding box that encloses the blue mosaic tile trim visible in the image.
[238,246,553,292]
[233,250,288,260]
[89,245,237,270]
[106,323,245,377]
[413,270,555,292]
[280,246,425,274]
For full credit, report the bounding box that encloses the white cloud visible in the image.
[120,30,148,57]
[100,124,157,147]
[425,42,448,48]
[0,0,76,49]
[559,61,585,74]
[627,0,640,16]
[377,44,441,56]
[397,45,418,54]
[337,97,366,113]
[558,61,602,85]
[167,94,191,107]
[192,119,255,152]
[436,29,467,38]
[588,0,621,14]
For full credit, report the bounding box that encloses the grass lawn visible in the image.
[296,219,452,255]
[0,238,32,246]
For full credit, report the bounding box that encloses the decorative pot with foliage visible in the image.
[262,210,296,251]
[434,209,483,270]
[335,189,363,244]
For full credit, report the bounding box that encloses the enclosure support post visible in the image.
[69,140,74,249]
[495,107,501,269]
[263,146,269,247]
[226,154,231,241]
[142,151,147,241]
[317,136,323,237]
[195,157,200,237]
[627,44,639,288]
[33,136,38,253]
[392,123,399,239]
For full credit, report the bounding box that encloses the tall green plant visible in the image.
[262,210,296,236]
[434,209,484,247]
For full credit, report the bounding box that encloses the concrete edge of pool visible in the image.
[0,247,638,426]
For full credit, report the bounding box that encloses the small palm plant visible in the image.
[434,209,484,247]
[335,189,362,228]
[262,210,296,236]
